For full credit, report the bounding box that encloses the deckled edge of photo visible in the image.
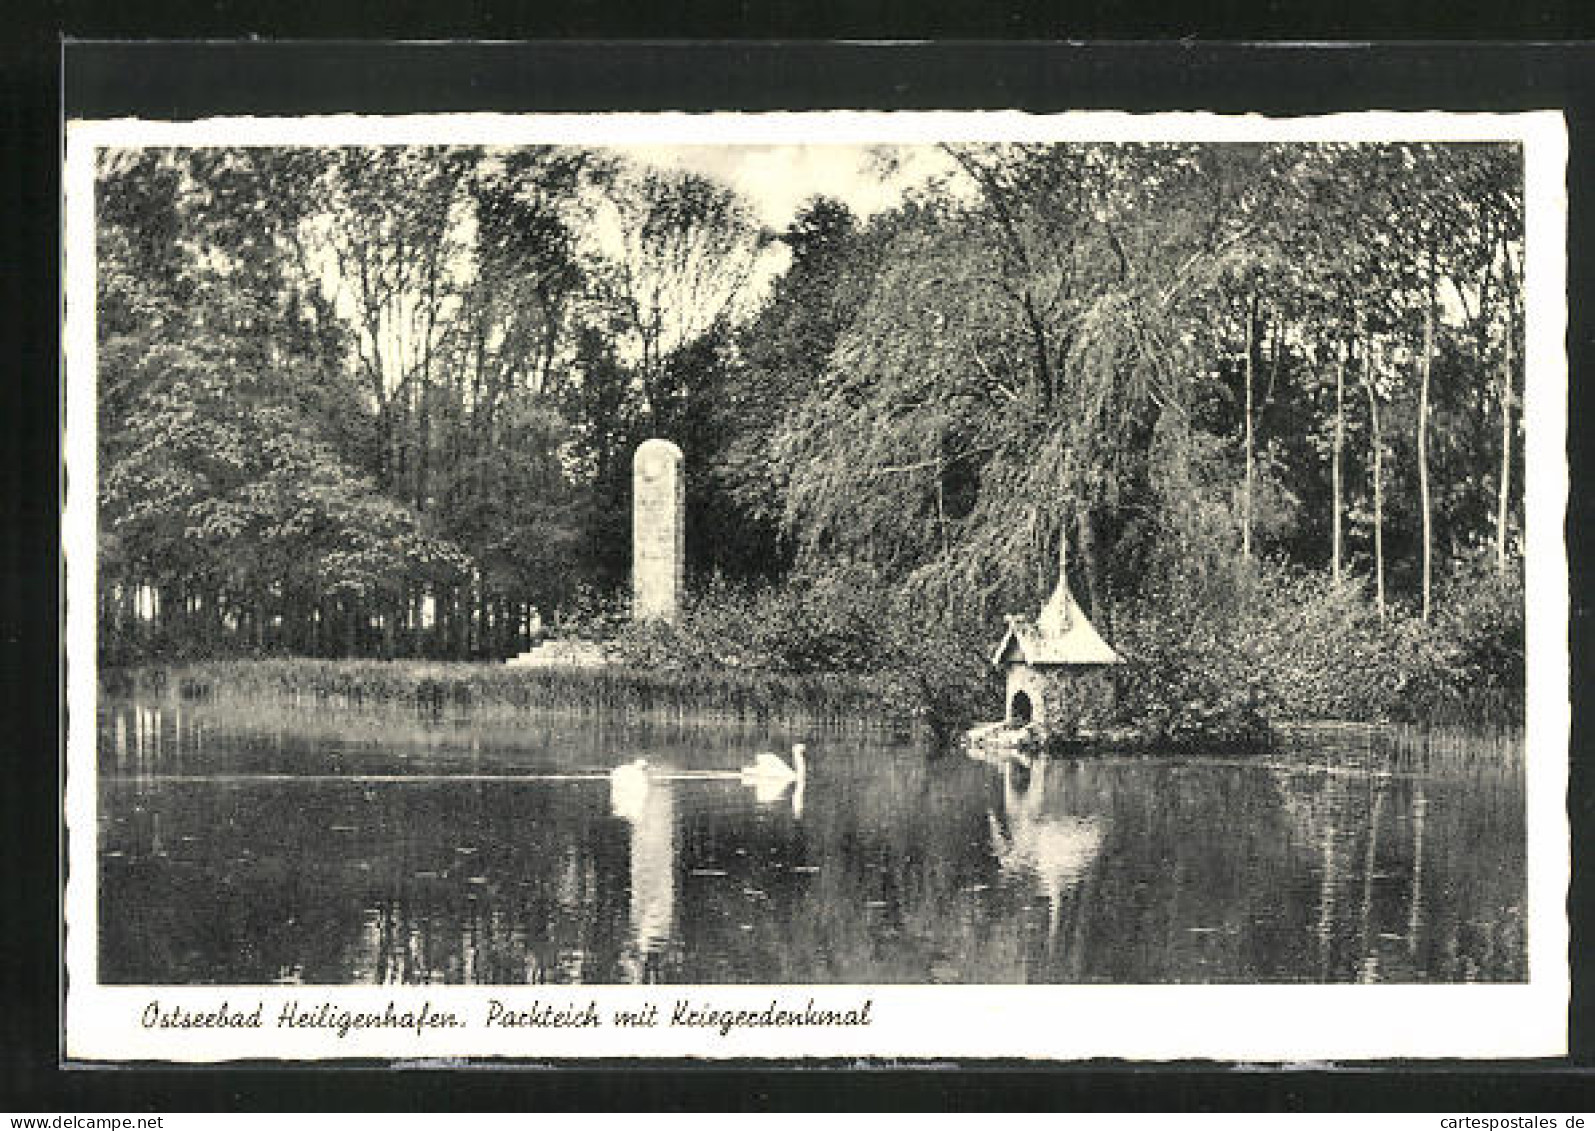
[61,109,1571,1064]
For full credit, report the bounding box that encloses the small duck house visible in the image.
[991,548,1122,737]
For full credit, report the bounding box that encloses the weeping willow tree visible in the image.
[770,143,1271,635]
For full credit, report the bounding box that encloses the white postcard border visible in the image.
[63,110,1570,1062]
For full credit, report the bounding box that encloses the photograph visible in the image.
[61,110,1569,1061]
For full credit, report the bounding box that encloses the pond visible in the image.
[95,697,1527,985]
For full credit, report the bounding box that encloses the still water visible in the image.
[96,698,1527,985]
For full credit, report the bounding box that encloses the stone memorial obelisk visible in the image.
[632,439,685,622]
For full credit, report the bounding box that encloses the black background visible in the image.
[5,33,1595,1111]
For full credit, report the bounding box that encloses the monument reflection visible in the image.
[611,771,678,983]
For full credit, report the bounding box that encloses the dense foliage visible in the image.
[96,142,1526,728]
[608,569,999,739]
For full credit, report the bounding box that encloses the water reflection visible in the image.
[612,772,676,983]
[989,759,1105,953]
[96,698,1527,985]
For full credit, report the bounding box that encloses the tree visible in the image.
[771,144,1265,630]
[720,196,872,579]
[98,140,1525,667]
[592,167,769,419]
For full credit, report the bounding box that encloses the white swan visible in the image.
[609,758,651,821]
[740,743,807,785]
[611,757,651,786]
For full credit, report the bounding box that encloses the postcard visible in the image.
[62,108,1569,1062]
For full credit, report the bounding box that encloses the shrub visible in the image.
[1112,576,1273,746]
[1398,548,1525,723]
[609,566,999,738]
[556,582,631,642]
[1112,553,1524,733]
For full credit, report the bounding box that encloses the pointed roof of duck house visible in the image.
[991,544,1122,669]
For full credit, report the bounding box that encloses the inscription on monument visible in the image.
[633,439,685,622]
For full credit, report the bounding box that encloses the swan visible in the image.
[611,757,651,786]
[609,758,651,821]
[740,743,806,785]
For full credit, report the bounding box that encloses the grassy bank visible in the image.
[101,552,1524,746]
[100,658,905,732]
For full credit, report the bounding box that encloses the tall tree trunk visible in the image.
[120,584,133,647]
[1076,509,1111,638]
[1496,315,1515,574]
[1419,251,1436,622]
[1362,350,1386,621]
[416,380,431,514]
[1332,336,1347,586]
[1242,299,1257,561]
